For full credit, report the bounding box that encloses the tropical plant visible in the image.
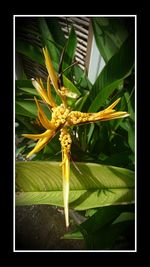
[15,16,135,250]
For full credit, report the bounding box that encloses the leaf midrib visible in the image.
[16,186,134,193]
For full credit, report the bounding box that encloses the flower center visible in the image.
[67,111,91,125]
[59,128,72,154]
[51,104,70,128]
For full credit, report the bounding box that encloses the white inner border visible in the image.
[13,14,137,253]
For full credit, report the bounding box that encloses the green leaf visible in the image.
[16,97,51,120]
[85,35,134,112]
[37,18,60,69]
[16,80,35,88]
[124,90,135,122]
[16,115,38,133]
[78,204,134,249]
[102,152,132,169]
[92,17,128,62]
[74,94,89,111]
[79,205,134,235]
[16,162,134,210]
[62,26,77,71]
[17,87,39,97]
[45,18,66,47]
[62,205,134,245]
[85,220,134,249]
[16,40,44,65]
[74,65,92,90]
[62,230,84,240]
[85,208,98,217]
[16,101,37,118]
[128,122,135,153]
[113,211,135,224]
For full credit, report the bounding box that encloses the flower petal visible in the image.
[31,78,52,106]
[47,76,57,107]
[105,98,121,110]
[97,111,129,121]
[34,97,54,129]
[43,47,59,94]
[67,98,129,126]
[25,129,57,158]
[26,136,50,158]
[22,129,53,140]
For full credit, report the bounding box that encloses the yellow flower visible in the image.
[22,47,129,228]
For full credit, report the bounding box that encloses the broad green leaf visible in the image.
[16,115,38,133]
[113,211,135,224]
[124,90,135,122]
[85,35,134,112]
[16,40,44,65]
[92,17,128,62]
[17,87,39,97]
[16,80,48,92]
[16,146,26,156]
[16,80,35,88]
[128,122,135,153]
[87,124,95,144]
[62,205,134,243]
[45,18,66,47]
[16,98,51,120]
[78,205,134,249]
[16,53,27,80]
[74,94,89,111]
[102,152,132,169]
[37,18,60,69]
[62,230,84,240]
[79,204,134,235]
[119,119,130,132]
[16,101,37,118]
[16,162,134,210]
[85,208,98,217]
[85,220,134,249]
[74,65,92,90]
[62,26,77,71]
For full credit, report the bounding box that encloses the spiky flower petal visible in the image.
[67,98,129,126]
